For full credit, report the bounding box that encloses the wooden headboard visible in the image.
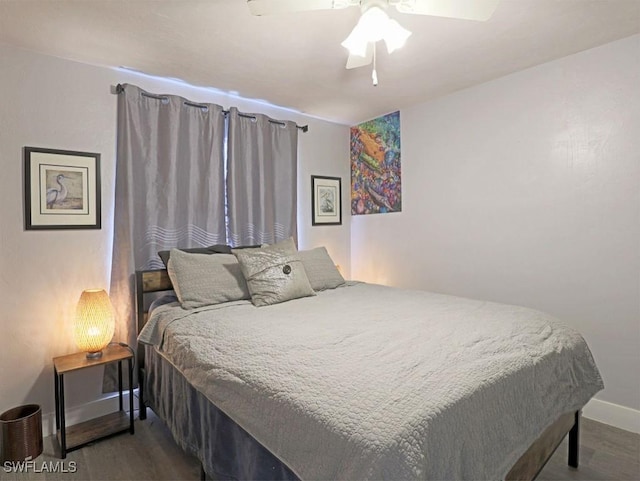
[135,268,174,420]
[135,269,173,335]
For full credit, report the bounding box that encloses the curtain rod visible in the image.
[115,84,308,133]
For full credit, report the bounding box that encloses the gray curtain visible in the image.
[105,84,226,391]
[226,107,298,246]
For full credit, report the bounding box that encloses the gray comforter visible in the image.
[139,282,603,480]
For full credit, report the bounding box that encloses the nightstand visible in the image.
[53,344,134,458]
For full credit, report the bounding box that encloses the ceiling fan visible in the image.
[247,0,501,85]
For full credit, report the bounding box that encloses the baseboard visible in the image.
[583,397,640,434]
[41,391,139,437]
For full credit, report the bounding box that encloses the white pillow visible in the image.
[298,247,345,291]
[167,249,250,309]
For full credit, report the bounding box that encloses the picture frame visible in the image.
[24,147,101,230]
[312,175,342,226]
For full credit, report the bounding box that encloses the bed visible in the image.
[135,252,603,480]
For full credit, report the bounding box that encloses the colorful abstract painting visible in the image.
[350,111,401,215]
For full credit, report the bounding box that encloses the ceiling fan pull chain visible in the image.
[372,42,378,86]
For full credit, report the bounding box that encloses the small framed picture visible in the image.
[24,147,101,230]
[312,175,342,226]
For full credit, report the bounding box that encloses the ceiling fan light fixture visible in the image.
[341,6,387,57]
[341,5,411,57]
[341,26,370,58]
[383,19,412,53]
[356,6,390,42]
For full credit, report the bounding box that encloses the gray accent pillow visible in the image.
[233,239,315,307]
[167,249,250,309]
[298,247,345,291]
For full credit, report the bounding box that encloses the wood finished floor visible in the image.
[1,411,638,480]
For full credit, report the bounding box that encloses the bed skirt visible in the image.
[143,345,299,480]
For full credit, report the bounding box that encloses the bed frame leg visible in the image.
[138,367,147,420]
[568,410,580,468]
[135,271,148,421]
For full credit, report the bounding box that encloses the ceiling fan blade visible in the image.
[346,44,373,69]
[247,0,355,16]
[390,0,500,21]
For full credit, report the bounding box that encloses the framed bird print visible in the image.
[311,175,342,226]
[24,147,101,230]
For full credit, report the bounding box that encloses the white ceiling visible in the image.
[0,0,638,125]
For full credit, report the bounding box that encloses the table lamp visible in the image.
[74,289,115,358]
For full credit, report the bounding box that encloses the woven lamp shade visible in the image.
[74,289,115,357]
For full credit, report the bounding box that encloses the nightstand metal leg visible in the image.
[118,360,123,411]
[54,367,60,430]
[128,358,134,434]
[59,374,66,459]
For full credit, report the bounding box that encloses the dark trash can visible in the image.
[0,404,43,462]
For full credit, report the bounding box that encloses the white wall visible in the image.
[0,43,349,427]
[352,35,640,417]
